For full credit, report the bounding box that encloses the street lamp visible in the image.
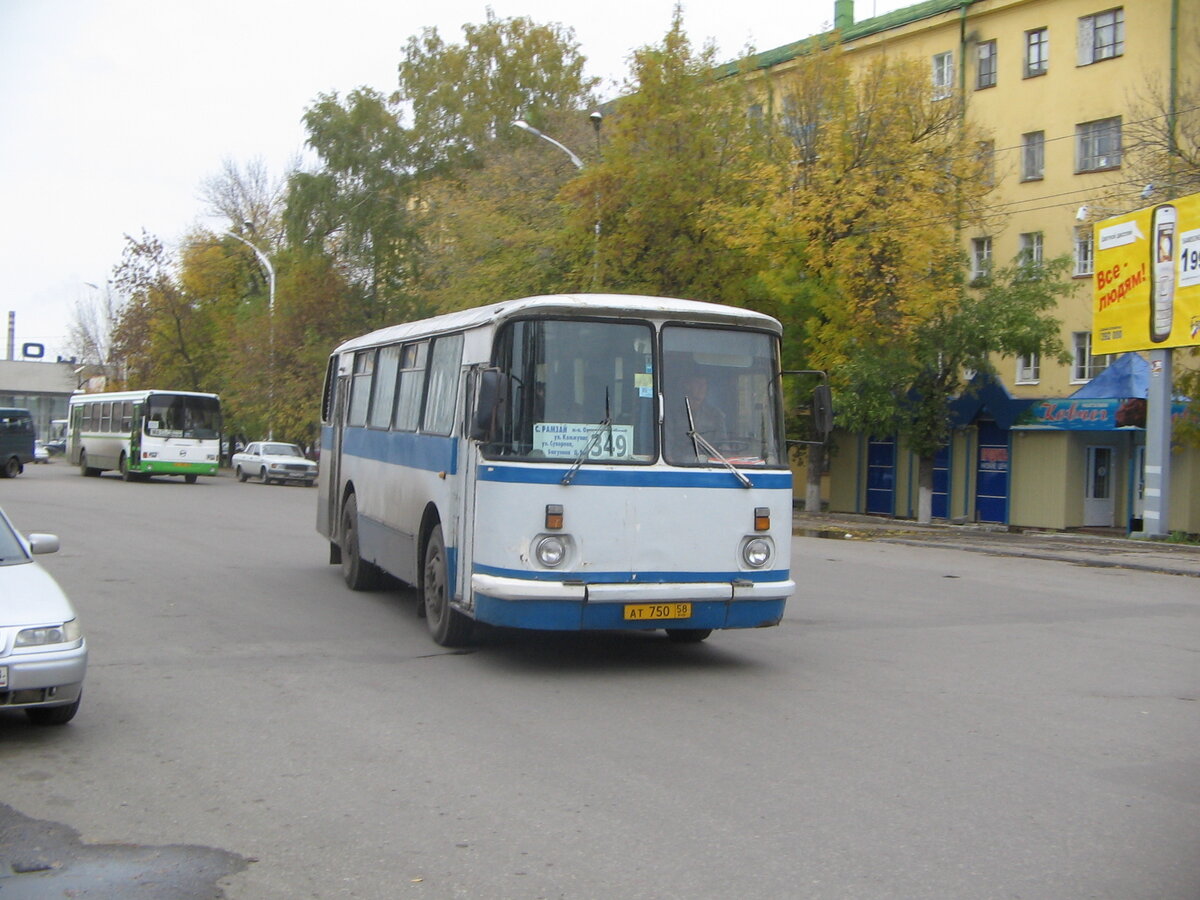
[512,116,603,290]
[225,230,276,440]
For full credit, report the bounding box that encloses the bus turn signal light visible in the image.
[546,504,564,530]
[754,507,770,532]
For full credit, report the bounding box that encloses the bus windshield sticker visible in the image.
[533,423,633,459]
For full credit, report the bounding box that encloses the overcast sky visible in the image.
[0,0,905,361]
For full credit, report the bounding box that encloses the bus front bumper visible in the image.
[470,573,793,631]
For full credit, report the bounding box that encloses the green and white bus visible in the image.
[67,390,222,482]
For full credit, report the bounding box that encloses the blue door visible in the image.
[866,436,896,515]
[975,421,1009,524]
[932,444,950,520]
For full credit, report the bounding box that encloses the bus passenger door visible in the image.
[320,371,349,539]
[456,367,482,608]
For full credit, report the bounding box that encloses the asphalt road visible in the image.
[1,463,1197,899]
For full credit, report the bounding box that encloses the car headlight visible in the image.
[533,535,568,568]
[741,537,773,569]
[16,619,82,647]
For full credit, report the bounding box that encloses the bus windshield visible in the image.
[482,317,784,467]
[146,394,222,439]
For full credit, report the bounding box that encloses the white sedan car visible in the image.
[232,441,317,486]
[0,506,87,725]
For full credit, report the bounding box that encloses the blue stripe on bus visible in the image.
[472,563,789,584]
[472,595,786,631]
[341,428,458,474]
[477,465,792,490]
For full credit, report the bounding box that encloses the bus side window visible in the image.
[423,334,463,435]
[348,350,375,427]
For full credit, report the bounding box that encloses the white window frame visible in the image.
[1078,8,1124,66]
[1019,232,1044,267]
[1016,353,1041,384]
[1074,227,1095,276]
[932,51,955,100]
[971,237,992,281]
[1072,331,1110,382]
[976,40,997,89]
[1025,28,1049,77]
[1021,131,1045,181]
[1076,117,1122,172]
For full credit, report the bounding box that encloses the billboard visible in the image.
[1092,191,1200,353]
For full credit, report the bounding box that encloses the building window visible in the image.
[971,237,992,281]
[932,51,954,100]
[1074,226,1095,276]
[1076,117,1121,172]
[1021,131,1045,181]
[976,140,996,186]
[1019,232,1044,267]
[1025,28,1049,77]
[1017,354,1041,384]
[1072,331,1110,382]
[1078,8,1124,65]
[976,40,997,89]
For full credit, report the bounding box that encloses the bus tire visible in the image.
[79,452,99,477]
[184,474,198,484]
[666,628,712,644]
[340,494,382,590]
[120,453,134,481]
[2,456,20,478]
[423,524,472,647]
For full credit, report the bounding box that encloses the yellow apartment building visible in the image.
[747,0,1198,533]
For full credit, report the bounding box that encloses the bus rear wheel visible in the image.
[79,452,99,477]
[423,524,472,647]
[2,456,20,478]
[340,494,382,590]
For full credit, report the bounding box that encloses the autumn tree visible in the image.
[740,46,1071,522]
[111,230,221,392]
[561,10,765,299]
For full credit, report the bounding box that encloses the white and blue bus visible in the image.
[318,294,824,646]
[67,390,222,482]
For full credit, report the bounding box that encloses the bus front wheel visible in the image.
[423,524,472,647]
[340,494,382,591]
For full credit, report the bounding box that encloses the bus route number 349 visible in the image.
[623,602,692,621]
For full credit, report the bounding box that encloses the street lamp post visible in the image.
[225,230,276,440]
[512,116,603,290]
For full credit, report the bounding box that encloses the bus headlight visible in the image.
[741,537,773,569]
[533,535,569,568]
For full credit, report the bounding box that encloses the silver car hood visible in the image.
[2,560,77,625]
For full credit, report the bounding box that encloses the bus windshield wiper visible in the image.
[686,398,752,489]
[561,390,612,486]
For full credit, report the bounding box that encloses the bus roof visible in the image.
[68,390,220,403]
[332,294,783,355]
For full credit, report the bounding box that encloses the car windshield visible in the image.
[0,512,30,565]
[263,444,303,457]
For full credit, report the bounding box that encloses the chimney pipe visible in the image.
[835,0,854,31]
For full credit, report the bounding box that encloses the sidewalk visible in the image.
[793,510,1200,578]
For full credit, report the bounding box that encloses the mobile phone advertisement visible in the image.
[1092,190,1200,353]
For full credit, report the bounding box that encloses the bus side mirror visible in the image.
[812,383,834,440]
[471,370,509,442]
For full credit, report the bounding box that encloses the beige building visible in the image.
[750,0,1198,532]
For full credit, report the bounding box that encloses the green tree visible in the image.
[560,9,766,299]
[398,11,596,172]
